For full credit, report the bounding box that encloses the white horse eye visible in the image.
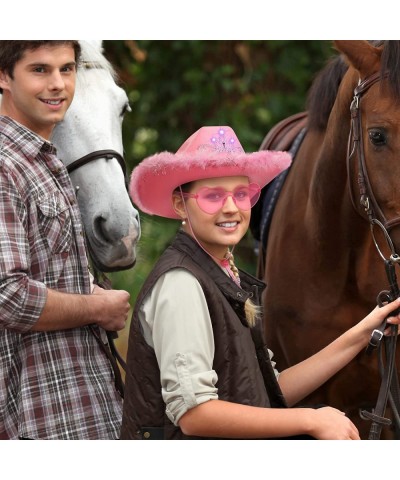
[121,103,132,116]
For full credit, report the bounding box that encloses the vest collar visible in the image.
[171,230,266,307]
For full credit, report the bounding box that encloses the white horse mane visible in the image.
[78,40,117,81]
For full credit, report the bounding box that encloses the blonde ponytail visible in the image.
[226,251,262,328]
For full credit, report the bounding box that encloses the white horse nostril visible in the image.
[93,214,111,243]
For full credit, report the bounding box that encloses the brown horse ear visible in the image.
[333,40,383,78]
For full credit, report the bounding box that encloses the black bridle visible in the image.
[67,149,128,189]
[67,59,130,187]
[347,70,400,439]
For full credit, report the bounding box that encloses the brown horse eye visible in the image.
[368,129,387,146]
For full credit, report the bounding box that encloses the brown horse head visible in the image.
[336,41,400,258]
[260,40,400,438]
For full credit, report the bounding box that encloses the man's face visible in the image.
[0,44,76,139]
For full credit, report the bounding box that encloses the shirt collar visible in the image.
[0,115,57,162]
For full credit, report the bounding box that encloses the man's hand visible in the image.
[91,285,131,331]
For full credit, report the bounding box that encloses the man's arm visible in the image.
[31,285,130,332]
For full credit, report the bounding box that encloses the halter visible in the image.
[347,70,400,439]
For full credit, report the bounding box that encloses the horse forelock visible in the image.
[77,40,117,81]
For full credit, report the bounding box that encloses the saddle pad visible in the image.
[258,127,307,252]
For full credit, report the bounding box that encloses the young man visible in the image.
[0,41,130,439]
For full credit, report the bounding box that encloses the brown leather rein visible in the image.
[347,70,400,439]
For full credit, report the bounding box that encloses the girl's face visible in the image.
[173,176,252,260]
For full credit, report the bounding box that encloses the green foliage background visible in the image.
[101,40,335,303]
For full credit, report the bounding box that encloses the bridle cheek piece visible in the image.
[347,71,400,260]
[66,149,128,190]
[347,70,400,440]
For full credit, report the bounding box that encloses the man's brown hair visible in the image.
[0,41,81,93]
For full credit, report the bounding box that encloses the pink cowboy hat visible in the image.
[129,126,292,219]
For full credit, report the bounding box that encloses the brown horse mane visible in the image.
[306,54,348,132]
[306,41,400,132]
[381,41,400,100]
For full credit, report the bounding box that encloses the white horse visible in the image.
[52,40,140,273]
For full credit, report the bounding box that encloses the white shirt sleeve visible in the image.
[139,268,218,425]
[268,348,280,379]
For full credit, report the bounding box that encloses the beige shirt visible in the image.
[139,268,279,426]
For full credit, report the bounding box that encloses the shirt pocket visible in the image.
[37,191,72,254]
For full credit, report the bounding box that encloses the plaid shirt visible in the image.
[0,116,122,439]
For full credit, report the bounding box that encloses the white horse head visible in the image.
[52,40,140,273]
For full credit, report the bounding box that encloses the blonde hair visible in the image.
[226,252,262,328]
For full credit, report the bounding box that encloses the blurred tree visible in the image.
[100,40,335,303]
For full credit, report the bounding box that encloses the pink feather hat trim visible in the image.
[129,126,292,219]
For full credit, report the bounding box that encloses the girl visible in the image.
[120,126,400,440]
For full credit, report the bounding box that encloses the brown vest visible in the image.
[120,231,287,440]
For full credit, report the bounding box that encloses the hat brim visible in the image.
[130,149,292,219]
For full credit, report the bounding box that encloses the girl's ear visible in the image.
[172,192,186,220]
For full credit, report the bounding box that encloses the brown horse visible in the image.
[253,40,400,439]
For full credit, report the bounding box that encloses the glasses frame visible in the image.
[181,183,261,214]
